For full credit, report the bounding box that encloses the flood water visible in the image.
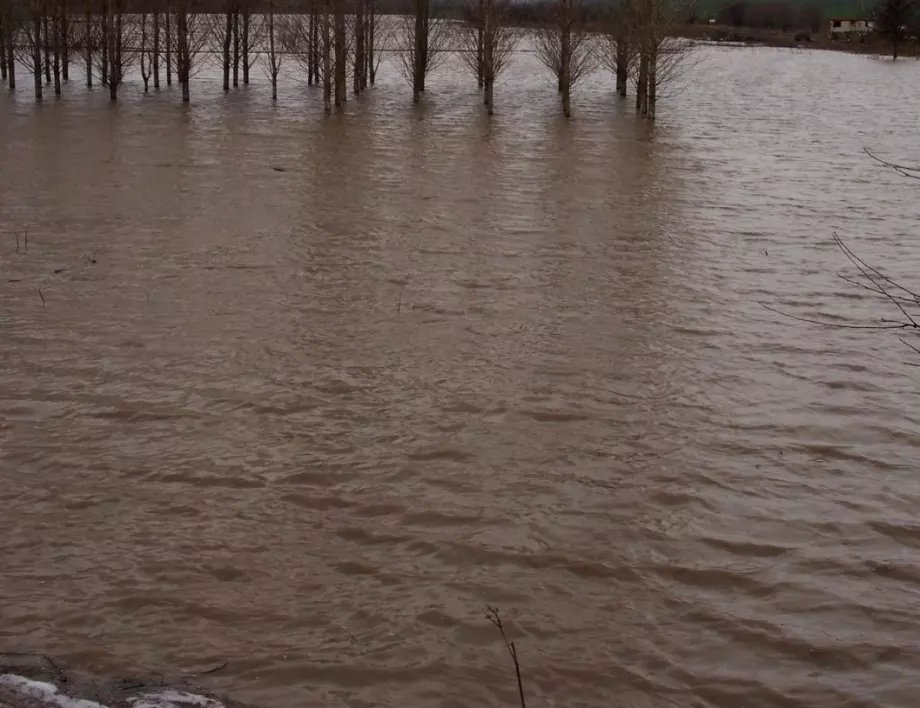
[2,44,920,708]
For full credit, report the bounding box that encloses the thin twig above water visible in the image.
[485,607,526,708]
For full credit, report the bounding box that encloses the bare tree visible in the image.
[366,0,375,84]
[262,0,282,98]
[457,0,518,114]
[0,5,6,83]
[333,0,345,104]
[321,0,330,109]
[872,0,914,59]
[18,0,45,98]
[601,0,633,97]
[99,0,138,100]
[207,0,233,91]
[51,0,60,94]
[1,0,16,89]
[396,0,449,102]
[58,0,67,81]
[308,0,318,84]
[164,0,171,85]
[82,3,91,85]
[239,0,260,84]
[152,3,160,87]
[353,0,364,92]
[627,0,694,119]
[140,9,153,91]
[281,0,337,111]
[169,1,207,102]
[534,0,597,117]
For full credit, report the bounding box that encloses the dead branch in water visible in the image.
[182,661,228,677]
[485,606,526,708]
[864,148,920,181]
[38,287,45,306]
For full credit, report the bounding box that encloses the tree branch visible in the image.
[485,606,526,708]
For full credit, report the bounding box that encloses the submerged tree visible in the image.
[263,0,282,98]
[457,0,519,114]
[872,0,914,59]
[1,0,17,89]
[602,0,634,97]
[98,0,138,100]
[396,0,450,102]
[18,0,45,98]
[534,0,597,117]
[628,0,694,119]
[333,0,345,104]
[140,9,154,91]
[282,4,332,110]
[169,0,207,102]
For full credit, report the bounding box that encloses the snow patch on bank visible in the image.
[129,691,227,708]
[0,674,107,708]
[0,674,229,708]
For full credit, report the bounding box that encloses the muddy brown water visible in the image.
[2,44,920,708]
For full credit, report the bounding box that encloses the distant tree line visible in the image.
[715,1,826,32]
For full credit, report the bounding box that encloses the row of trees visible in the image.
[0,0,693,117]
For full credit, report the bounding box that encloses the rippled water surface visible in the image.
[2,44,920,708]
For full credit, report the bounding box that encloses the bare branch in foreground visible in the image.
[864,148,920,180]
[485,606,526,708]
[764,234,920,334]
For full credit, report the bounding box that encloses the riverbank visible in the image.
[0,656,249,708]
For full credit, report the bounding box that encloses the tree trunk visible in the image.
[4,11,14,89]
[892,38,898,60]
[321,0,330,112]
[560,23,571,115]
[635,51,648,115]
[232,8,239,87]
[141,13,149,91]
[32,13,42,99]
[177,0,188,101]
[43,15,50,83]
[241,8,249,84]
[307,0,315,84]
[1,14,7,82]
[615,36,628,97]
[268,3,277,99]
[107,0,116,100]
[222,7,231,90]
[476,0,483,87]
[647,45,656,119]
[84,9,92,86]
[412,0,424,99]
[561,74,570,117]
[483,0,493,112]
[52,14,60,94]
[153,10,160,88]
[333,0,345,106]
[165,6,171,85]
[60,2,68,80]
[100,0,108,85]
[365,0,377,86]
[353,0,363,93]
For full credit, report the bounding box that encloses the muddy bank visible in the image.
[0,656,254,708]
